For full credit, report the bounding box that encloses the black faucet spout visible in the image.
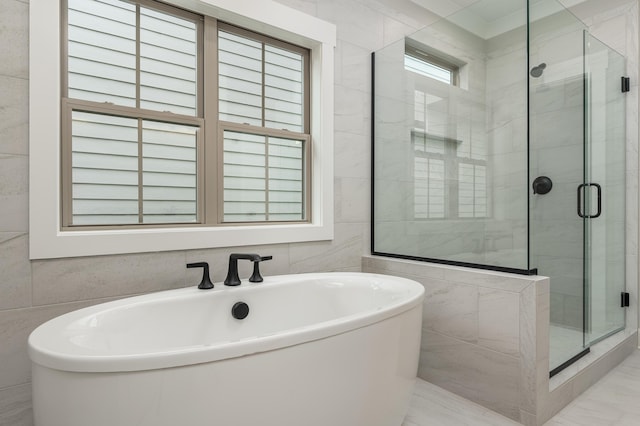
[231,253,262,262]
[224,253,272,286]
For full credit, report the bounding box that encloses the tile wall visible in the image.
[363,255,550,424]
[363,255,638,426]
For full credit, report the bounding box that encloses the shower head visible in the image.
[530,63,546,78]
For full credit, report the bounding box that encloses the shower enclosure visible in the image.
[372,0,627,374]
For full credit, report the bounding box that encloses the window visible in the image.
[404,43,459,86]
[30,0,335,259]
[61,0,310,229]
[217,24,310,223]
[409,40,487,221]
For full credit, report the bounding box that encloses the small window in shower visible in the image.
[404,44,459,86]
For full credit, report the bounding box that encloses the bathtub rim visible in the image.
[28,272,424,373]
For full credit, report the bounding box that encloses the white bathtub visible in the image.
[29,272,424,426]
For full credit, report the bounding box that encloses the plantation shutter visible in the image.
[62,1,311,229]
[65,0,201,226]
[218,25,309,223]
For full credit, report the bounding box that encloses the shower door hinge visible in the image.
[621,292,630,307]
[622,77,630,93]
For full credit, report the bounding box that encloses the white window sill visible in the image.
[31,223,332,259]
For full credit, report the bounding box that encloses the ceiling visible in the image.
[407,0,613,39]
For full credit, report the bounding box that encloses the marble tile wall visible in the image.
[362,255,550,423]
[0,4,32,422]
[0,0,432,423]
[364,254,639,426]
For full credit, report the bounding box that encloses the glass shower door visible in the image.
[528,1,588,372]
[529,5,627,373]
[583,32,626,346]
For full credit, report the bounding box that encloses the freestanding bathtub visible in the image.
[29,272,424,426]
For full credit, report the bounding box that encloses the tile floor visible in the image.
[550,324,584,372]
[402,379,519,426]
[403,349,640,426]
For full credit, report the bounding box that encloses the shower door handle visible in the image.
[577,184,585,218]
[577,183,602,218]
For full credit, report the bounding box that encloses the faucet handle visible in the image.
[187,262,214,290]
[249,256,272,283]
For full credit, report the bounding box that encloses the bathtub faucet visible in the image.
[186,262,214,290]
[224,253,273,286]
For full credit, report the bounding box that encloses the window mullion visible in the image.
[138,118,144,224]
[261,41,266,127]
[136,5,141,110]
[265,136,270,221]
[61,100,73,228]
[61,0,69,99]
[136,6,143,224]
[205,16,219,224]
[261,43,269,221]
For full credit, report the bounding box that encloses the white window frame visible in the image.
[404,43,459,86]
[29,0,336,259]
